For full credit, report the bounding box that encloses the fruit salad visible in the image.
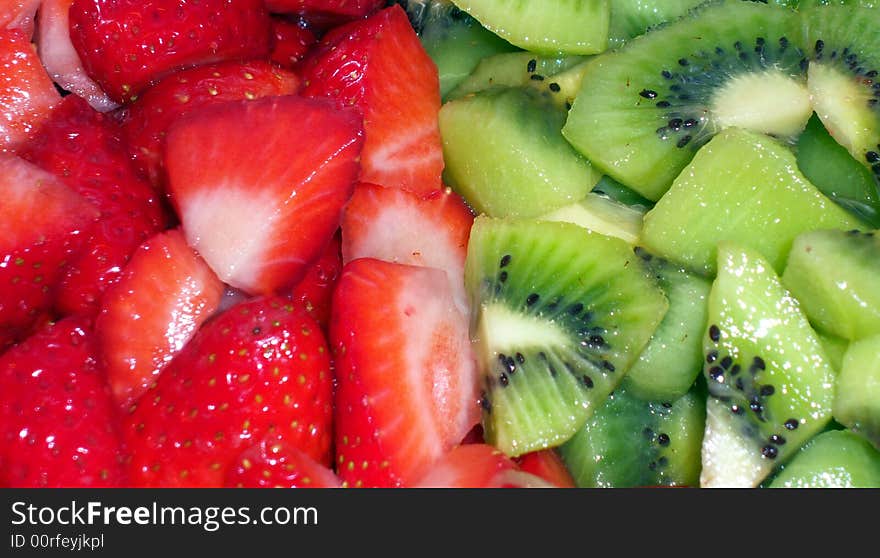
[1,0,880,489]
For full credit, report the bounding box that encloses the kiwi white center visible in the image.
[710,69,812,138]
[476,302,568,357]
[808,62,879,157]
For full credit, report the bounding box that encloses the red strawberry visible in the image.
[225,438,342,488]
[514,450,577,489]
[165,94,363,295]
[330,258,480,488]
[0,316,127,487]
[269,17,317,70]
[412,444,520,488]
[267,1,385,31]
[124,296,334,487]
[95,228,225,410]
[287,230,342,330]
[35,0,120,112]
[20,95,169,316]
[118,59,301,188]
[0,28,61,151]
[0,154,98,350]
[68,0,272,104]
[301,5,444,196]
[341,182,474,314]
[0,0,40,37]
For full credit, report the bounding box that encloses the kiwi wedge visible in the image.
[537,192,645,245]
[833,334,880,449]
[641,128,860,276]
[563,0,812,200]
[699,243,836,488]
[465,217,668,456]
[449,0,611,55]
[607,0,705,49]
[558,385,706,488]
[591,175,654,210]
[781,229,880,341]
[767,430,880,488]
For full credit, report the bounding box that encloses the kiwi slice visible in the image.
[817,332,849,374]
[563,0,812,200]
[537,192,645,245]
[833,334,880,449]
[781,229,880,341]
[440,86,601,218]
[591,175,654,210]
[796,114,880,227]
[446,52,588,108]
[607,0,705,49]
[465,217,669,456]
[699,243,836,488]
[802,4,880,177]
[623,249,712,402]
[449,0,610,55]
[641,128,861,276]
[767,430,880,488]
[558,385,706,488]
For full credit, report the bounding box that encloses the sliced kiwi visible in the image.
[817,332,849,374]
[558,385,706,488]
[801,4,880,178]
[623,249,712,402]
[767,430,880,488]
[699,243,836,488]
[449,0,610,55]
[796,114,880,227]
[640,128,861,276]
[537,192,645,245]
[465,217,669,456]
[440,86,601,218]
[607,0,705,49]
[781,229,880,341]
[563,0,812,200]
[591,175,654,210]
[446,52,588,110]
[833,334,880,449]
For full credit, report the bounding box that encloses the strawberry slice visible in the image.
[68,0,273,104]
[0,316,127,487]
[301,5,444,196]
[269,17,317,70]
[118,59,301,188]
[95,228,225,410]
[265,1,385,30]
[124,296,334,487]
[20,95,169,316]
[0,154,98,350]
[225,438,342,488]
[35,0,120,112]
[514,450,578,489]
[0,28,61,152]
[165,94,363,295]
[287,230,342,331]
[0,0,40,37]
[341,182,474,314]
[330,258,480,488]
[412,444,520,488]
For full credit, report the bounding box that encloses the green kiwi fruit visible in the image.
[607,0,705,49]
[833,333,880,449]
[537,192,645,245]
[767,429,880,488]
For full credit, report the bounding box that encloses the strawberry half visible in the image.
[0,28,61,152]
[0,316,127,487]
[514,450,577,489]
[165,94,363,295]
[412,444,520,489]
[301,5,444,196]
[0,0,40,37]
[118,59,301,188]
[269,17,317,70]
[330,258,480,488]
[341,182,474,314]
[225,438,342,488]
[20,95,169,316]
[96,228,225,410]
[0,154,98,350]
[287,230,342,331]
[68,0,273,104]
[124,296,334,487]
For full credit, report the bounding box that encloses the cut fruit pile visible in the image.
[1,0,880,489]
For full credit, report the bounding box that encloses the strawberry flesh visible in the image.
[226,437,342,488]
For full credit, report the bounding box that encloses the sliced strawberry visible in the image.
[165,94,363,295]
[20,95,169,316]
[124,296,334,487]
[95,228,225,410]
[412,444,520,488]
[68,0,272,104]
[118,59,301,188]
[265,1,385,31]
[226,438,342,488]
[286,230,342,331]
[269,17,317,70]
[0,28,61,152]
[35,0,120,112]
[330,258,480,488]
[0,0,40,37]
[514,450,577,489]
[301,5,444,196]
[341,182,474,314]
[0,316,127,487]
[0,154,98,350]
